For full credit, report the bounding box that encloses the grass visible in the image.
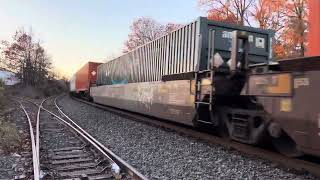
[0,120,21,153]
[0,79,21,153]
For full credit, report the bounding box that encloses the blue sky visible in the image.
[0,0,204,77]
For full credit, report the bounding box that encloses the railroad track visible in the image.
[69,95,320,178]
[16,99,41,179]
[16,96,147,180]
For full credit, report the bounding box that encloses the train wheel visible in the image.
[272,132,303,157]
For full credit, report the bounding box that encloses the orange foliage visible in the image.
[199,0,308,59]
[253,0,286,30]
[273,43,287,59]
[208,8,238,24]
[199,0,255,25]
[272,0,307,58]
[307,0,320,56]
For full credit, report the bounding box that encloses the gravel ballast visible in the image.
[58,96,316,180]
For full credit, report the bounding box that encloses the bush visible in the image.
[41,79,68,97]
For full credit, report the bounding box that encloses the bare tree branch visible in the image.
[123,17,183,53]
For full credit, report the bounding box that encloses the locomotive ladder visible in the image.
[194,28,216,125]
[194,68,215,125]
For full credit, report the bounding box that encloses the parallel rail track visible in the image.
[16,100,41,179]
[70,95,320,178]
[16,96,147,180]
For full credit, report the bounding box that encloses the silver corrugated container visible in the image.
[97,17,274,85]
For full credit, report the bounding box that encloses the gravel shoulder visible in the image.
[58,95,316,180]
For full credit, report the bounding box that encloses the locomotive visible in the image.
[70,17,320,157]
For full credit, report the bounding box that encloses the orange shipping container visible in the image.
[75,62,101,93]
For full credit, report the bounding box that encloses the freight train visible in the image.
[70,62,101,100]
[70,17,320,157]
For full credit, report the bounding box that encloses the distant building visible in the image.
[0,70,20,85]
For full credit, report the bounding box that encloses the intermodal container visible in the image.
[97,17,275,85]
[73,62,101,93]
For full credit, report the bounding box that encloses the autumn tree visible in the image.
[0,29,52,85]
[257,0,308,58]
[252,0,287,58]
[123,17,183,52]
[207,7,239,24]
[199,0,255,25]
[283,0,308,57]
[252,0,286,30]
[199,0,308,59]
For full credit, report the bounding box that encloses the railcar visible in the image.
[69,62,101,100]
[87,17,320,157]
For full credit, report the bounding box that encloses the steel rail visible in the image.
[36,98,48,178]
[41,106,122,175]
[21,97,123,178]
[16,100,40,180]
[15,96,148,179]
[53,96,148,180]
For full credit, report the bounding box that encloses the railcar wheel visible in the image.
[272,132,303,157]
